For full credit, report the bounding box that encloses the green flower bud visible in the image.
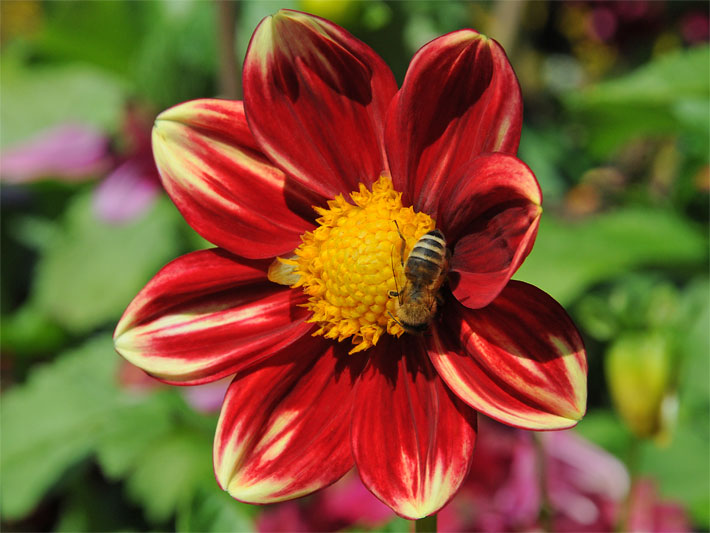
[605,331,677,442]
[298,0,357,24]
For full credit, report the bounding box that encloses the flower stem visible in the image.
[617,435,641,532]
[413,514,437,533]
[215,0,240,99]
[533,432,553,532]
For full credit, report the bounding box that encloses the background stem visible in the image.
[533,433,553,532]
[617,436,642,532]
[215,0,240,99]
[414,514,437,533]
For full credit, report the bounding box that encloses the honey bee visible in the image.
[388,224,450,334]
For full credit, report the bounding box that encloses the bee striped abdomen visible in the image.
[405,229,447,283]
[390,227,449,334]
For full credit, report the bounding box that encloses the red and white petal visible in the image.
[243,10,397,199]
[215,336,365,503]
[442,153,542,309]
[386,30,522,215]
[153,98,316,259]
[429,282,587,430]
[114,248,312,385]
[352,337,477,519]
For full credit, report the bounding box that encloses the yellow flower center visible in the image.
[272,176,435,353]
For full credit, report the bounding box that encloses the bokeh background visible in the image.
[1,1,708,531]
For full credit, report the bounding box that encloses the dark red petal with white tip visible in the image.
[386,30,523,217]
[352,336,477,519]
[428,281,587,430]
[244,10,397,200]
[114,248,312,384]
[214,336,365,502]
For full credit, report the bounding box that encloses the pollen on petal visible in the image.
[289,175,435,353]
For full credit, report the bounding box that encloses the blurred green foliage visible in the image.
[1,0,708,531]
[566,46,709,158]
[30,194,180,333]
[515,208,706,305]
[2,336,120,519]
[0,59,125,146]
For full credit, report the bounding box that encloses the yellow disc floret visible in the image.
[274,175,435,354]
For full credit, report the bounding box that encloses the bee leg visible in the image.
[387,311,404,329]
[389,239,404,305]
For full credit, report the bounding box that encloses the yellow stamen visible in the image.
[271,175,435,353]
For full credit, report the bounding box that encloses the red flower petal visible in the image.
[429,282,587,430]
[153,99,316,259]
[352,337,477,519]
[386,30,522,215]
[243,10,397,199]
[214,336,365,503]
[114,248,312,384]
[442,153,542,309]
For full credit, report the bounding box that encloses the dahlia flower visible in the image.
[114,10,587,519]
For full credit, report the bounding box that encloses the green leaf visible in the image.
[518,127,569,202]
[0,335,119,519]
[95,382,227,526]
[0,58,125,147]
[0,302,68,357]
[32,193,181,334]
[515,208,707,305]
[8,214,59,252]
[54,474,145,533]
[96,391,175,480]
[569,46,709,107]
[667,278,710,527]
[35,1,151,76]
[564,46,710,157]
[574,274,682,342]
[176,487,255,533]
[369,516,410,532]
[134,2,219,109]
[640,424,710,529]
[125,428,213,524]
[676,279,710,418]
[574,410,631,460]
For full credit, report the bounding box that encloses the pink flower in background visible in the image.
[440,418,630,532]
[628,479,690,533]
[91,150,161,223]
[0,123,111,182]
[257,417,689,532]
[258,471,393,532]
[180,377,231,413]
[92,102,162,223]
[0,102,162,223]
[445,418,689,532]
[680,11,710,44]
